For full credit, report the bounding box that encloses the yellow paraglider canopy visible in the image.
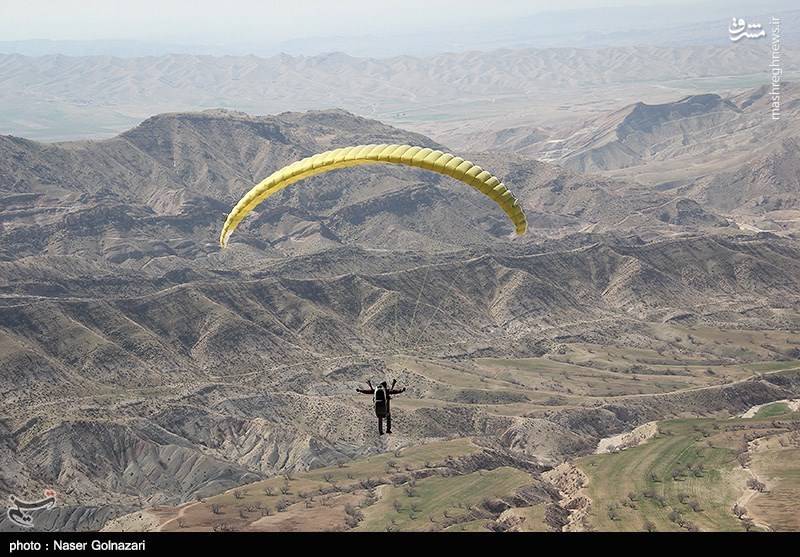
[219,144,527,247]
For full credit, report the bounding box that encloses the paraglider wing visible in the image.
[219,144,527,247]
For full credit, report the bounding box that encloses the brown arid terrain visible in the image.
[1,104,799,532]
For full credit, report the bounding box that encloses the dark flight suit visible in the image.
[357,381,406,435]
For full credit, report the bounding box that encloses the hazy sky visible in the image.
[0,0,773,43]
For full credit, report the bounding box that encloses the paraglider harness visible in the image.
[373,381,390,418]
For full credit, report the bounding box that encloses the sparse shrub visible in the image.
[212,521,234,532]
[643,520,656,532]
[362,487,379,507]
[276,498,290,512]
[211,503,222,515]
[343,503,363,528]
[746,478,767,493]
[233,489,244,500]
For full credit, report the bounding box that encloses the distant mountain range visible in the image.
[472,84,800,232]
[1,42,797,142]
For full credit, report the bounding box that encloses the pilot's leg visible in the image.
[386,413,392,434]
[378,416,384,435]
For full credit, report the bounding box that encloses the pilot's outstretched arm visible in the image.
[356,380,375,394]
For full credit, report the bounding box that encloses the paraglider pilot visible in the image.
[357,379,406,435]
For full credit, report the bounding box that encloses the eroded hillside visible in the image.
[1,109,799,531]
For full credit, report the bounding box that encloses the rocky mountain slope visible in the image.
[484,84,800,182]
[1,109,799,531]
[473,84,800,235]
